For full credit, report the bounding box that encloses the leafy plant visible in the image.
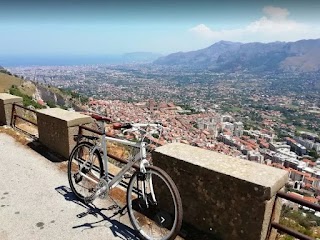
[9,85,44,109]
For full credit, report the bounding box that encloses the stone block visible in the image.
[0,93,23,125]
[36,108,93,159]
[152,143,288,240]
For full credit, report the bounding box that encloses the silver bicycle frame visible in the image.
[98,121,148,189]
[103,135,146,189]
[79,121,156,203]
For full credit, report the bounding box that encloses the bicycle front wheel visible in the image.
[68,141,104,202]
[127,166,183,240]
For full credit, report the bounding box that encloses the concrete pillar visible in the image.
[36,108,93,159]
[152,143,288,240]
[0,93,23,126]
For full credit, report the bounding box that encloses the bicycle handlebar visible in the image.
[132,123,162,128]
[113,123,132,130]
[113,122,162,130]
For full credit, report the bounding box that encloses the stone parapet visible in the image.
[0,93,23,125]
[36,108,93,159]
[152,143,288,240]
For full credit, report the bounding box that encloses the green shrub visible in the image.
[9,85,44,109]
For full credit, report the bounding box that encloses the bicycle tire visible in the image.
[126,165,183,240]
[68,141,104,202]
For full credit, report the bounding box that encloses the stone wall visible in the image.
[36,108,93,159]
[152,143,288,240]
[0,93,23,126]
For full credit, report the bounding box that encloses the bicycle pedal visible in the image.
[123,173,131,179]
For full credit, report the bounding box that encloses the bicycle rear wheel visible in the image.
[68,141,104,202]
[127,166,183,240]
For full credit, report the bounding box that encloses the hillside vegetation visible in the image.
[0,67,86,110]
[0,72,23,92]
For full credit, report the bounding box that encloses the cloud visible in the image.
[262,6,289,20]
[189,6,320,43]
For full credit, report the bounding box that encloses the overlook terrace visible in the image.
[0,95,320,239]
[0,92,310,240]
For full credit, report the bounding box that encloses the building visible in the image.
[269,142,291,152]
[234,122,244,137]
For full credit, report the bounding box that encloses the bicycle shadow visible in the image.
[55,185,141,240]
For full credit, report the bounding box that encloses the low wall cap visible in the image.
[0,93,23,104]
[37,108,93,127]
[155,143,288,198]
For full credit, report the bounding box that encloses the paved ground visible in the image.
[0,133,140,240]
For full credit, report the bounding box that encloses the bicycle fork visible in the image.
[139,154,157,208]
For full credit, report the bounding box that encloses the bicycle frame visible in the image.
[102,135,147,190]
[80,121,154,199]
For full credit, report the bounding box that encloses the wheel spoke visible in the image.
[68,142,103,202]
[127,166,182,240]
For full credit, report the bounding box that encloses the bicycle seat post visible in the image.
[100,121,108,182]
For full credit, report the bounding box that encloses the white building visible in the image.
[234,122,244,137]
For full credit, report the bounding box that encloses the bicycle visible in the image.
[67,113,183,240]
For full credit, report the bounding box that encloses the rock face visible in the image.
[35,85,67,106]
[154,39,320,72]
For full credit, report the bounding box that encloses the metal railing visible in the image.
[269,191,320,240]
[11,103,38,138]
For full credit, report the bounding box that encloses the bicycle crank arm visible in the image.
[84,184,108,204]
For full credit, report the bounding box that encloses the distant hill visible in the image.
[0,67,84,109]
[122,52,162,63]
[0,68,23,92]
[154,39,320,73]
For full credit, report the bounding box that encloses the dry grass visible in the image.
[18,80,36,96]
[0,126,31,145]
[15,122,38,136]
[0,73,22,92]
[109,187,127,204]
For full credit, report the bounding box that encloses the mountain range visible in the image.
[154,39,320,73]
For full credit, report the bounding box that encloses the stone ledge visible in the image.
[37,108,93,127]
[154,143,288,200]
[153,143,288,239]
[0,93,23,125]
[0,93,23,104]
[36,108,93,159]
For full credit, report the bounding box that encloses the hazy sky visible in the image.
[1,0,320,55]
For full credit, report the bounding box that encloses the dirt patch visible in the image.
[109,187,127,204]
[0,73,22,92]
[0,126,31,145]
[15,122,38,136]
[58,162,68,173]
